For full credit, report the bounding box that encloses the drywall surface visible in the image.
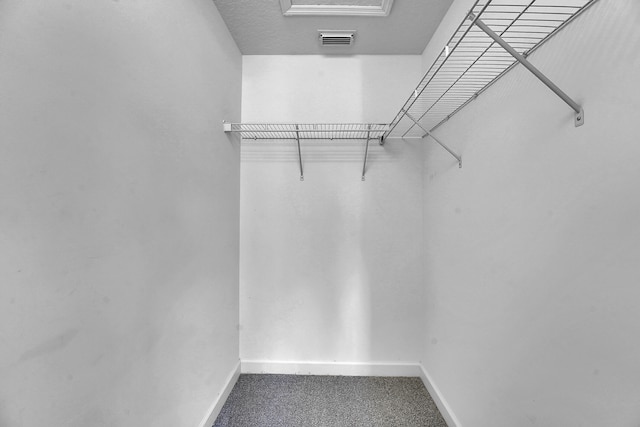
[241,55,422,124]
[419,1,640,426]
[0,1,241,426]
[240,55,425,365]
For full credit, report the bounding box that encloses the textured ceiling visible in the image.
[212,0,454,55]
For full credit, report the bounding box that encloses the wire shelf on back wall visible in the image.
[385,0,598,144]
[224,122,389,181]
[224,123,389,141]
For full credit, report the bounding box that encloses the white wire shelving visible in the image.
[223,122,389,180]
[225,0,598,178]
[223,123,388,140]
[384,0,599,167]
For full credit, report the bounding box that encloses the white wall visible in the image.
[240,55,425,367]
[0,1,241,426]
[419,1,640,425]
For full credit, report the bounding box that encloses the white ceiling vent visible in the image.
[319,31,355,46]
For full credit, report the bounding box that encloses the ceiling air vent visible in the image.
[319,31,355,47]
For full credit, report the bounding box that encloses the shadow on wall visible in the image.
[241,140,385,163]
[240,139,414,183]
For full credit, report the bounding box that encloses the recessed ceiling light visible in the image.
[280,0,394,17]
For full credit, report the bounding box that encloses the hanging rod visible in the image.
[384,0,598,151]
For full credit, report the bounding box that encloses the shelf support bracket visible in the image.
[295,125,304,181]
[469,13,584,127]
[362,125,371,181]
[402,110,462,168]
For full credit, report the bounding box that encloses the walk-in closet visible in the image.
[1,0,638,426]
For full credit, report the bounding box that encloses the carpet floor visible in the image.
[212,374,448,427]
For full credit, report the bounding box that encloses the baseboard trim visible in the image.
[198,359,241,427]
[418,364,461,427]
[241,360,422,377]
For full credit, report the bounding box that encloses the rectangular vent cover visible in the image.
[319,31,355,46]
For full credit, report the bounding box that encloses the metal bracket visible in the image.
[362,125,371,181]
[402,110,462,168]
[469,13,584,127]
[295,125,304,181]
[575,107,584,127]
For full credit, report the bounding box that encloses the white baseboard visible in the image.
[198,359,241,427]
[241,359,422,377]
[418,364,461,427]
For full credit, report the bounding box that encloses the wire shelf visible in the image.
[385,0,598,140]
[226,123,389,141]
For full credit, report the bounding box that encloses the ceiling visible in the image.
[212,0,454,55]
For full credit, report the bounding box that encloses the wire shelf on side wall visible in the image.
[384,0,599,164]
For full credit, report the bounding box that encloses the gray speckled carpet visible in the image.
[212,374,448,427]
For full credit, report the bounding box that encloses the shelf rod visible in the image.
[295,125,304,181]
[469,12,584,127]
[362,125,371,181]
[402,110,462,168]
